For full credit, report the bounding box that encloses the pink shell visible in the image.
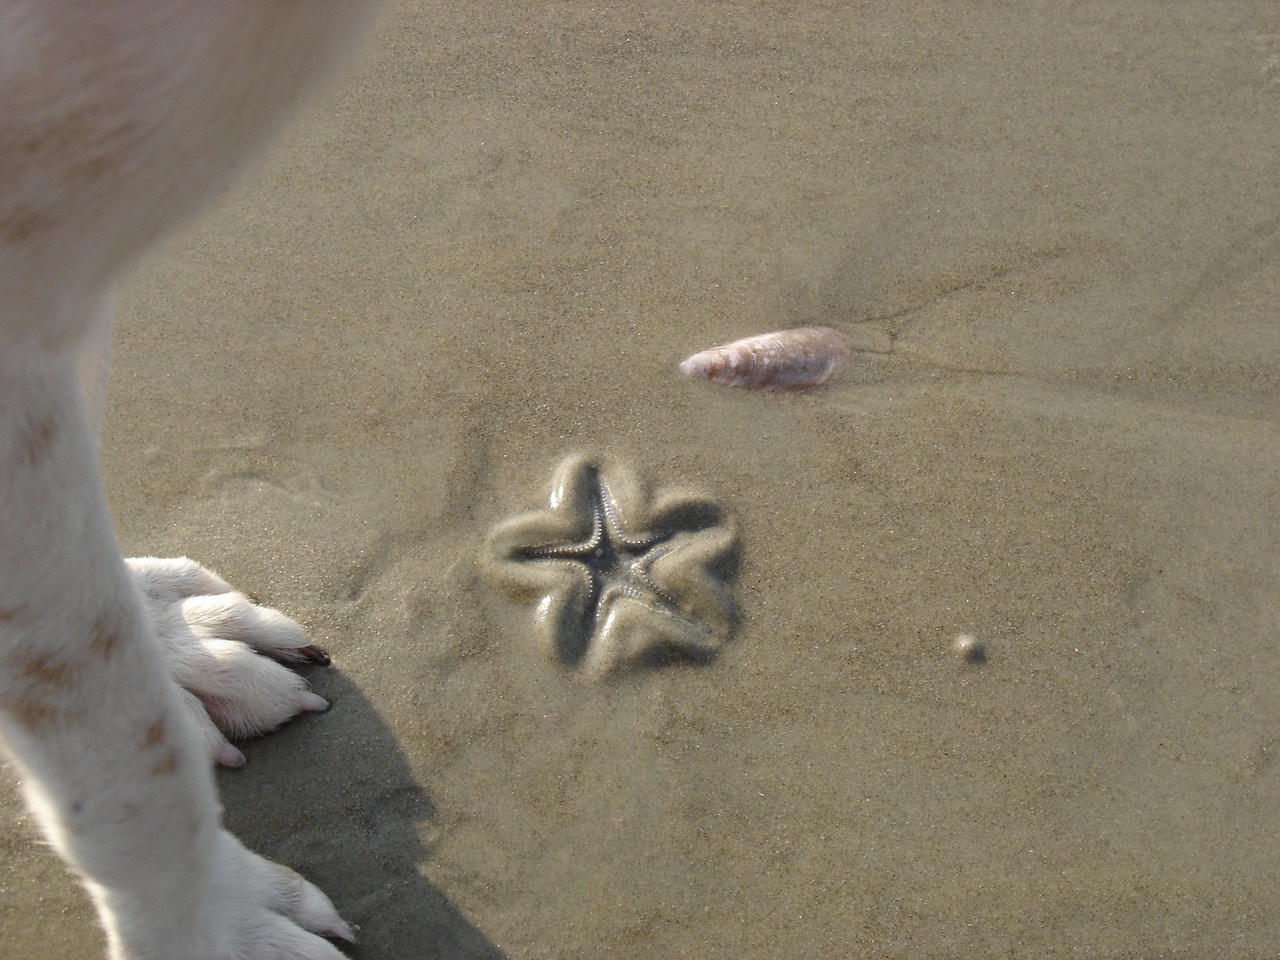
[678,326,851,391]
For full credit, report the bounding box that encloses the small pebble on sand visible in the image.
[952,633,986,663]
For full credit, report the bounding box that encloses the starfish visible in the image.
[485,455,737,679]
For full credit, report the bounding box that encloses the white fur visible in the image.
[0,2,384,957]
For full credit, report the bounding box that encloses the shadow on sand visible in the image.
[219,667,507,959]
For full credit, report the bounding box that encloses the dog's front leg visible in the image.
[0,339,349,958]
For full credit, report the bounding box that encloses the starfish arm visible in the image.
[643,489,727,540]
[530,563,599,666]
[485,515,560,590]
[546,454,605,518]
[581,593,718,681]
[646,525,738,641]
[591,461,648,543]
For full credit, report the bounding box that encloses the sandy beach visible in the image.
[4,1,1280,956]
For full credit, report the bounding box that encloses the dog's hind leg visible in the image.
[0,318,353,958]
[0,1,383,956]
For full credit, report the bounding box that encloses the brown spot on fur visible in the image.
[19,653,76,690]
[19,417,57,469]
[71,155,111,183]
[0,652,76,732]
[142,717,166,748]
[150,749,179,776]
[0,694,61,731]
[89,624,122,661]
[0,207,51,244]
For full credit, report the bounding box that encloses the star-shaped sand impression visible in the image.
[484,454,738,680]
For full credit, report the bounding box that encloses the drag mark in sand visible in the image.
[485,455,737,680]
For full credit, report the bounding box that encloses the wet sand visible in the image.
[4,1,1280,956]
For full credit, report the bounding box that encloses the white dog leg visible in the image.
[0,344,352,957]
[0,1,384,955]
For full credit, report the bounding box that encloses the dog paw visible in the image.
[207,831,356,958]
[127,556,333,768]
[113,829,357,960]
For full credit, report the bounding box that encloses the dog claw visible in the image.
[295,644,331,665]
[296,691,330,714]
[326,919,358,943]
